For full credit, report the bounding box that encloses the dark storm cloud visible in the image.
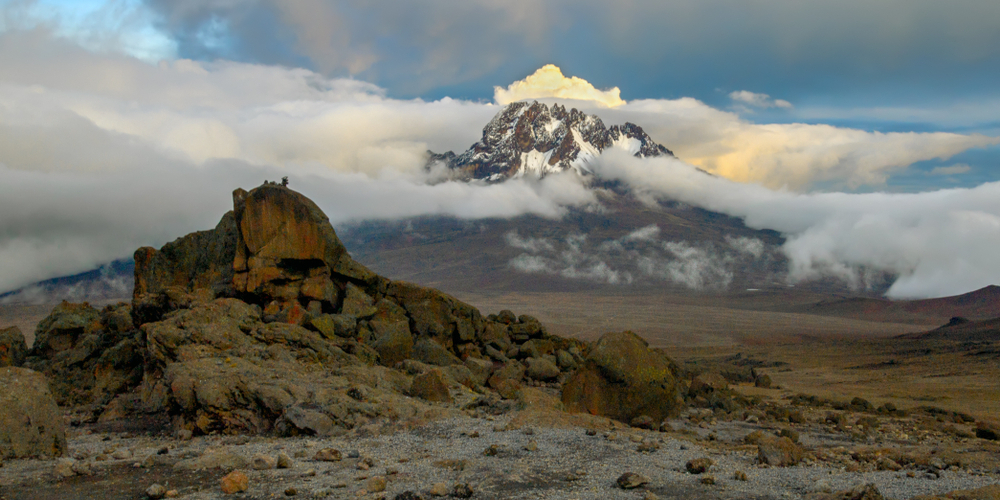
[141,0,1000,107]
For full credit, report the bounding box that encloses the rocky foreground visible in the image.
[1,183,999,499]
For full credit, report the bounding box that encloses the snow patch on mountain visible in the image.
[426,101,673,182]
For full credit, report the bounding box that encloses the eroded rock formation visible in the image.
[23,182,686,435]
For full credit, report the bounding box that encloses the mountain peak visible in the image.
[427,101,673,182]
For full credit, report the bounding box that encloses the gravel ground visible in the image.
[3,412,997,500]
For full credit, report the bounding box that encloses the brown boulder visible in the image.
[0,367,66,459]
[219,470,249,494]
[756,435,804,466]
[478,321,512,352]
[689,372,729,396]
[525,357,560,381]
[562,331,682,423]
[0,326,27,367]
[413,337,462,366]
[488,360,525,399]
[310,314,357,339]
[410,369,452,403]
[371,319,414,367]
[341,283,377,318]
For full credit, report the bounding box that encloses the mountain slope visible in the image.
[428,101,672,181]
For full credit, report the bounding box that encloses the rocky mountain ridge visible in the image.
[428,101,673,182]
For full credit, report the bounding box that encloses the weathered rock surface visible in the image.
[133,212,239,324]
[0,367,66,459]
[410,369,453,403]
[562,331,682,423]
[0,326,27,367]
[23,302,143,406]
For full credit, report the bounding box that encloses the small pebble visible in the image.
[145,484,166,499]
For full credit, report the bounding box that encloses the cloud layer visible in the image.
[1,30,998,298]
[594,151,1000,298]
[506,227,778,290]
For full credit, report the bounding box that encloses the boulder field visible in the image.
[1,182,687,442]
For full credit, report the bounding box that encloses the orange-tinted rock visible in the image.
[689,372,729,397]
[756,435,804,466]
[133,213,238,324]
[387,281,483,343]
[231,184,382,312]
[219,470,249,494]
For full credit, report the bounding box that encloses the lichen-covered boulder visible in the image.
[0,367,66,459]
[0,326,27,367]
[386,281,483,345]
[561,331,682,423]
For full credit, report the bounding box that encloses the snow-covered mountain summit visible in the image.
[427,101,673,182]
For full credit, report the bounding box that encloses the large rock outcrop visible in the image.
[231,184,383,316]
[561,331,683,423]
[63,181,585,435]
[0,367,66,459]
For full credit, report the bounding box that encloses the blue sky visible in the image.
[1,0,1000,298]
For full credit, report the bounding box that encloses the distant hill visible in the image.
[903,316,1000,342]
[0,259,133,305]
[795,285,1000,325]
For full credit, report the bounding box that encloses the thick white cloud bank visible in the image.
[0,32,998,298]
[594,150,1000,298]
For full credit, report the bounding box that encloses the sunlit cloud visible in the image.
[494,64,625,108]
[729,90,792,110]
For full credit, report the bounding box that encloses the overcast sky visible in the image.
[1,0,999,298]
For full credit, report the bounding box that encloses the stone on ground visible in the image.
[562,331,682,423]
